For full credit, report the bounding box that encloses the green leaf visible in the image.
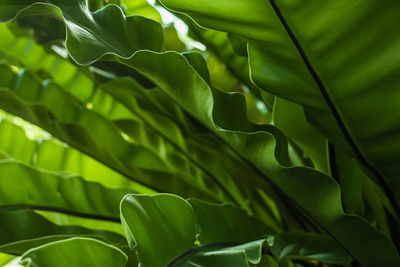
[0,27,279,228]
[120,193,276,266]
[273,97,328,173]
[100,78,243,204]
[0,23,264,207]
[0,117,144,191]
[159,0,400,216]
[121,0,162,22]
[188,199,275,244]
[120,193,349,266]
[0,24,95,102]
[0,157,131,221]
[330,148,366,217]
[170,239,265,267]
[19,237,127,267]
[330,148,391,235]
[0,209,125,255]
[2,2,398,265]
[174,250,248,267]
[178,17,274,120]
[163,24,186,52]
[269,232,351,264]
[0,46,282,212]
[0,0,163,64]
[259,255,279,267]
[0,63,217,200]
[181,17,259,97]
[120,194,197,267]
[0,254,14,266]
[120,50,399,266]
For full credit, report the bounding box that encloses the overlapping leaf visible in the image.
[19,237,128,267]
[0,0,163,64]
[121,194,351,266]
[0,29,287,218]
[0,157,132,221]
[0,62,226,201]
[0,1,398,266]
[0,118,144,190]
[159,0,400,214]
[0,209,126,256]
[273,97,328,173]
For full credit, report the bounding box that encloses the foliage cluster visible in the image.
[0,0,399,266]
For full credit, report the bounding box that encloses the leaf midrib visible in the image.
[110,93,241,206]
[12,2,233,202]
[267,0,400,216]
[0,204,121,223]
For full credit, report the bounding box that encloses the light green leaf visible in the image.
[0,158,130,221]
[0,24,95,102]
[0,63,217,200]
[273,97,328,173]
[19,237,127,267]
[0,45,282,211]
[0,254,15,266]
[163,24,186,52]
[0,117,145,191]
[0,209,125,255]
[121,0,162,22]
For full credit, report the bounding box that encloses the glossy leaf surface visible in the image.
[19,237,127,267]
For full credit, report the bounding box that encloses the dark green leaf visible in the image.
[170,239,265,267]
[120,194,197,267]
[188,199,274,244]
[0,0,163,64]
